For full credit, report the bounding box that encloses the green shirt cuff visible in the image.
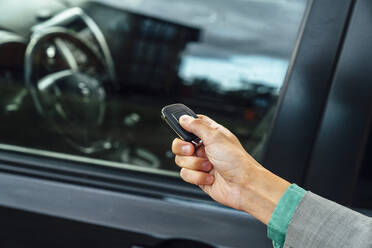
[267,184,306,247]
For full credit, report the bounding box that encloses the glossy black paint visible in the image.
[263,0,355,184]
[304,0,372,205]
[0,206,158,248]
[353,130,372,208]
[0,172,271,248]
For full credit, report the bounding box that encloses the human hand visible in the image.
[172,115,260,209]
[172,114,290,224]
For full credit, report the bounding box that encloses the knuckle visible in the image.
[175,155,182,165]
[197,114,208,120]
[172,138,182,150]
[210,131,222,141]
[211,124,221,132]
[192,159,203,170]
[171,138,178,147]
[192,118,204,126]
[180,168,188,180]
[171,139,178,152]
[196,174,206,184]
[195,173,203,182]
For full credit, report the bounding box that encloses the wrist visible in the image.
[238,159,290,225]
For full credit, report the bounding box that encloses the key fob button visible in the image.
[172,110,187,121]
[161,103,200,143]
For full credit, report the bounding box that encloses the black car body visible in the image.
[0,0,371,247]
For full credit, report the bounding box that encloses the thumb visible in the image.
[179,115,216,145]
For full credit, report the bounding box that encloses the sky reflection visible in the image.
[180,55,288,91]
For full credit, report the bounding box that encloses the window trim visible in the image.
[263,0,356,185]
[0,170,270,247]
[0,145,207,201]
[304,0,372,206]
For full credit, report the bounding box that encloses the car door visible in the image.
[301,0,372,216]
[0,0,345,247]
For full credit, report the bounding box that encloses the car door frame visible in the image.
[0,0,360,247]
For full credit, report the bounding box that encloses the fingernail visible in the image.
[181,145,192,154]
[179,115,192,123]
[202,161,211,171]
[206,176,214,184]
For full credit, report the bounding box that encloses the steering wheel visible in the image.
[25,27,114,153]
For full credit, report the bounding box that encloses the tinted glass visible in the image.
[0,0,308,175]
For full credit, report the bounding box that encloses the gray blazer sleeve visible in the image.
[283,192,372,248]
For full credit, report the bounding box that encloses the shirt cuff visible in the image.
[267,184,306,247]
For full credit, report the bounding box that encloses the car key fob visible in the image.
[161,103,202,145]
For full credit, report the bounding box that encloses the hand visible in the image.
[172,115,259,210]
[172,115,290,224]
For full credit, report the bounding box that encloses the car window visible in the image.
[0,0,308,176]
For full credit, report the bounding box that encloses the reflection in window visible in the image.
[180,55,287,91]
[0,0,308,175]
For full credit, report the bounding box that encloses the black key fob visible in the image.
[161,103,201,145]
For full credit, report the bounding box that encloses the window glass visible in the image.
[0,0,308,175]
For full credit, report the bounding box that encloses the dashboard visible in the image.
[0,1,204,171]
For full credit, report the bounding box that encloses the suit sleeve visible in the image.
[283,192,372,248]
